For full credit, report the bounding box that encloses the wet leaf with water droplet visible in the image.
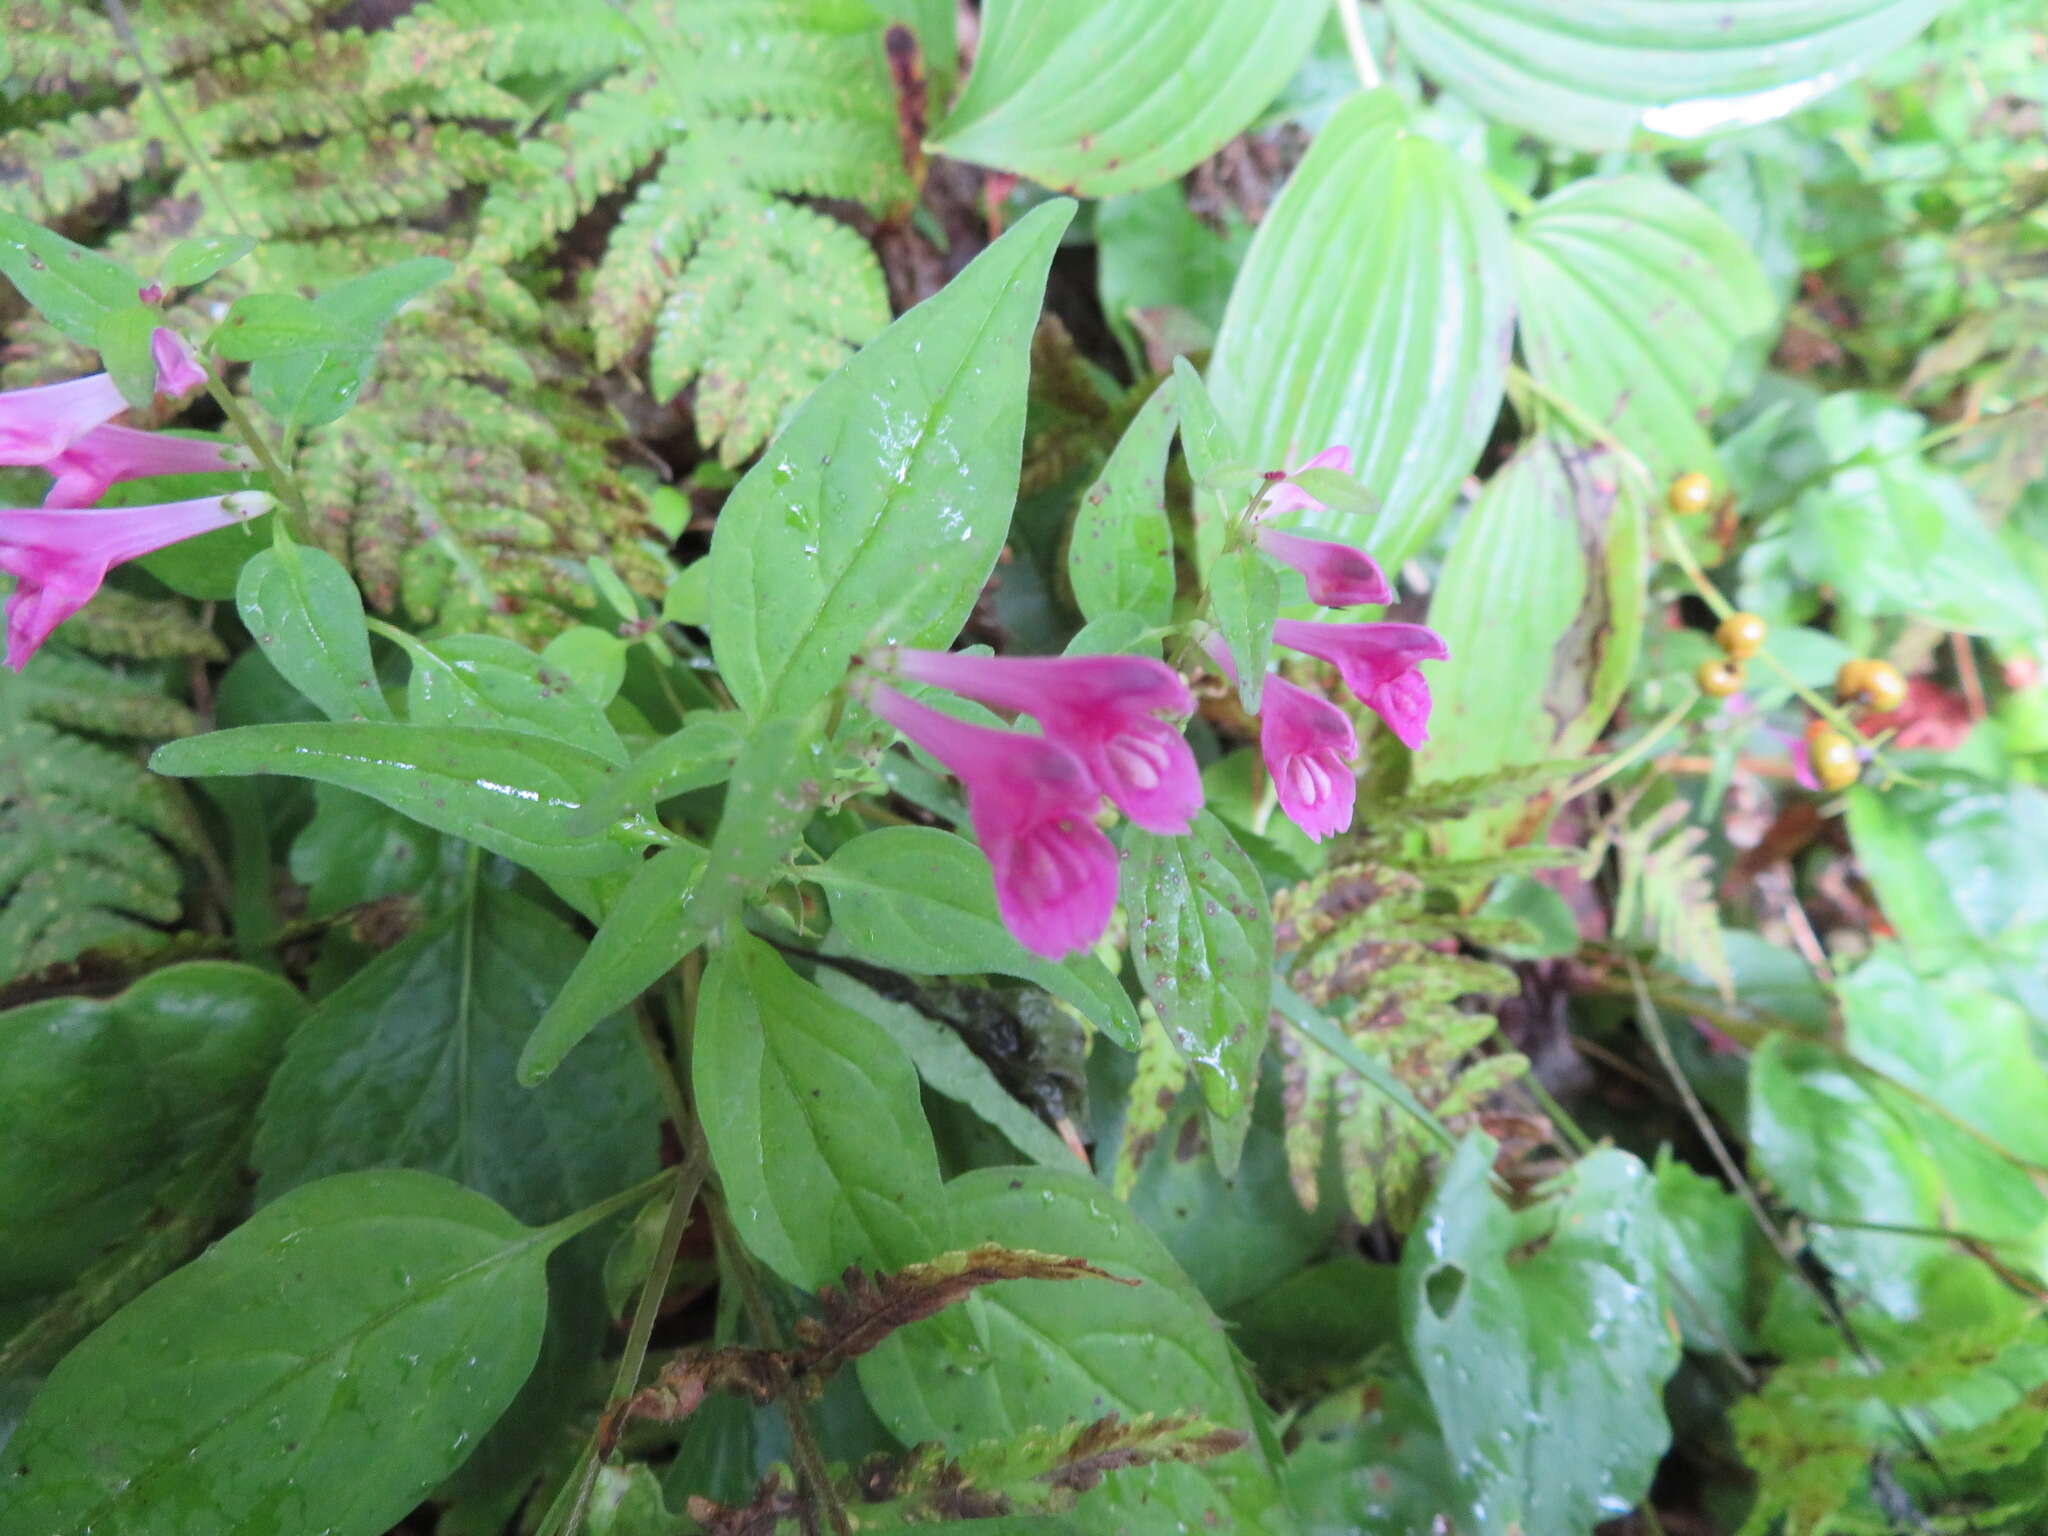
[709,201,1072,721]
[236,541,392,724]
[0,1171,553,1536]
[1401,1137,1679,1533]
[1120,811,1273,1137]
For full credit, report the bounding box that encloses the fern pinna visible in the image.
[442,0,914,463]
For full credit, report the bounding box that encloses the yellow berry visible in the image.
[1859,660,1908,714]
[1697,658,1746,698]
[1835,659,1874,703]
[1714,612,1767,660]
[1808,729,1860,792]
[1667,472,1714,515]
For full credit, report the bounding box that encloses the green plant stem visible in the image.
[1334,0,1383,90]
[1557,689,1700,805]
[204,377,310,539]
[102,0,250,242]
[704,1183,852,1536]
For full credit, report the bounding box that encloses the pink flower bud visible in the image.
[1260,444,1353,519]
[865,683,1119,959]
[1253,526,1391,608]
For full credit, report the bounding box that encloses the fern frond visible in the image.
[55,587,226,665]
[470,68,670,264]
[2,0,326,91]
[648,201,889,463]
[0,105,146,220]
[1274,830,1533,1228]
[1610,796,1734,1002]
[201,124,518,239]
[375,0,652,87]
[0,646,205,981]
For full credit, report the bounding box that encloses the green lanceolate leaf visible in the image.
[1416,437,1645,846]
[0,1171,556,1536]
[709,200,1072,721]
[858,1168,1294,1535]
[518,711,817,1084]
[0,963,301,1304]
[248,257,454,430]
[393,630,627,764]
[516,842,707,1086]
[255,885,663,1223]
[1516,174,1776,489]
[812,826,1140,1049]
[151,722,660,881]
[695,932,944,1290]
[1385,0,1947,150]
[1122,811,1273,1124]
[1068,373,1179,629]
[0,209,143,344]
[1402,1137,1679,1535]
[930,0,1325,197]
[1209,90,1515,568]
[94,303,161,410]
[813,968,1079,1170]
[155,235,257,288]
[1209,547,1278,713]
[237,540,394,723]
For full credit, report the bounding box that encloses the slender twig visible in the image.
[704,1184,853,1536]
[204,378,310,539]
[1953,632,1987,720]
[1557,690,1700,805]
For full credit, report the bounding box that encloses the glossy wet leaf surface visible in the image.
[709,201,1070,721]
[696,933,944,1290]
[237,541,394,723]
[0,1171,553,1536]
[813,826,1139,1048]
[1402,1137,1679,1534]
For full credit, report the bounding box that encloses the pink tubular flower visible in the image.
[1204,633,1358,841]
[866,683,1118,959]
[1253,526,1391,608]
[1,491,271,670]
[1260,445,1353,520]
[40,426,244,509]
[890,648,1200,834]
[1272,619,1448,749]
[0,328,208,467]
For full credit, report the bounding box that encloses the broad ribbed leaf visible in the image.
[1516,175,1776,489]
[1209,91,1514,568]
[709,201,1071,721]
[1417,439,1645,833]
[931,0,1326,196]
[1385,0,1947,149]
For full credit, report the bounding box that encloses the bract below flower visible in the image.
[890,647,1200,834]
[865,682,1118,959]
[1272,619,1448,749]
[1260,444,1353,520]
[1,491,271,670]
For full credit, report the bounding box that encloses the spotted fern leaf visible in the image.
[0,632,206,984]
